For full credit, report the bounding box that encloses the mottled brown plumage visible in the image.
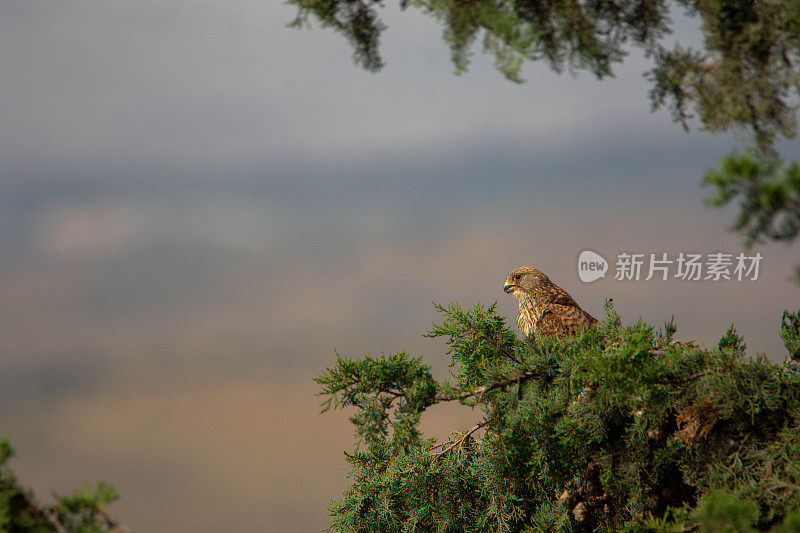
[503,266,597,337]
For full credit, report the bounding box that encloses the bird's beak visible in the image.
[503,283,514,294]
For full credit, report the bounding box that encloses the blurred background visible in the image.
[1,1,798,531]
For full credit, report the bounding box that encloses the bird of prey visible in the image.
[504,266,597,337]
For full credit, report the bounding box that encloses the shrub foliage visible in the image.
[318,301,800,531]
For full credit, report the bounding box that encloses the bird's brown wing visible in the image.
[537,304,598,337]
[548,289,580,308]
[536,310,573,337]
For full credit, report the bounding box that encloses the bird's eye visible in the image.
[514,274,521,281]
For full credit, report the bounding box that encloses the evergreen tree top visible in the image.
[318,301,800,531]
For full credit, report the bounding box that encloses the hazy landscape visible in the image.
[2,1,799,531]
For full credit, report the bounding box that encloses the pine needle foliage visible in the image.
[288,0,800,155]
[704,154,800,281]
[318,301,800,531]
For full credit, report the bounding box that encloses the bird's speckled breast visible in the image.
[517,295,545,337]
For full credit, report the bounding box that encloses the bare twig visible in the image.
[378,388,405,399]
[729,432,751,470]
[435,371,539,403]
[764,480,800,493]
[428,441,447,452]
[97,507,132,533]
[651,340,695,356]
[430,420,490,463]
[498,346,527,368]
[672,368,716,384]
[434,358,714,406]
[781,49,800,94]
[42,507,69,533]
[654,367,717,385]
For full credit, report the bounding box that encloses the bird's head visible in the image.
[503,266,551,296]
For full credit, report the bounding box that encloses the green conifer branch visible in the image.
[320,301,800,531]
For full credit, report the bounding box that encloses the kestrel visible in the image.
[504,266,597,337]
